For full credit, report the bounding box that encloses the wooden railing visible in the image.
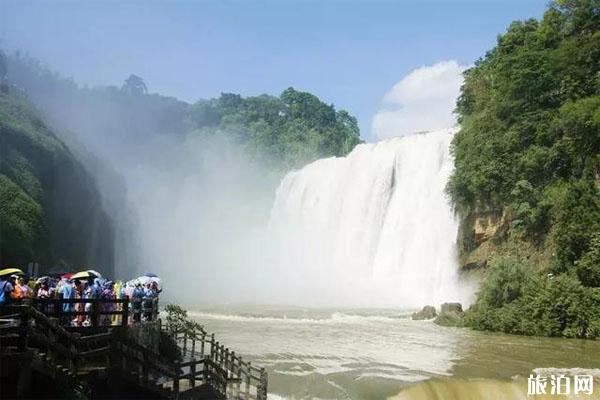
[30,296,159,328]
[163,316,268,400]
[0,304,268,400]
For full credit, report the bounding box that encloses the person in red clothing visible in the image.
[10,275,24,303]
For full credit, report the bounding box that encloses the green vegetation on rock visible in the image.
[0,86,114,272]
[448,0,600,338]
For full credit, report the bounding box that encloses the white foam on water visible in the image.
[187,310,405,325]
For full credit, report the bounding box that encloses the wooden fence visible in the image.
[1,303,268,400]
[163,315,268,400]
[30,297,159,328]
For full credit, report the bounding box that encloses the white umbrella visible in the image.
[136,276,152,286]
[150,277,162,290]
[135,275,162,290]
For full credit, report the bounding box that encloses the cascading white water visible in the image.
[268,128,464,307]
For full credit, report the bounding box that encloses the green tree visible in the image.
[122,74,147,95]
[451,0,600,337]
[0,50,6,80]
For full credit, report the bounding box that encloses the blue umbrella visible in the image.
[144,272,158,278]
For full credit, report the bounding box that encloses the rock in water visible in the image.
[412,305,437,320]
[434,302,465,327]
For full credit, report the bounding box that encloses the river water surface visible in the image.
[188,305,600,400]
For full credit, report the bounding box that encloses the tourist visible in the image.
[18,277,33,299]
[131,282,144,323]
[142,282,158,321]
[59,278,76,323]
[9,275,24,304]
[99,281,115,326]
[37,281,50,299]
[82,280,96,326]
[0,275,14,306]
[73,279,85,326]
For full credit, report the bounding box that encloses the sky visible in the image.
[1,0,549,141]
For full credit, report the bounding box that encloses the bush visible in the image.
[466,259,600,338]
[158,331,182,362]
[575,231,600,287]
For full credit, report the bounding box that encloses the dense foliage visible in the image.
[448,0,600,338]
[191,89,360,169]
[466,260,600,338]
[0,87,114,271]
[6,54,360,170]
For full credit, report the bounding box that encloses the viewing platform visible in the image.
[0,299,268,400]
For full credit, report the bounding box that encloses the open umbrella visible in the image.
[0,268,24,277]
[150,277,162,290]
[135,275,162,290]
[135,276,152,286]
[87,269,103,278]
[144,272,158,278]
[71,270,101,280]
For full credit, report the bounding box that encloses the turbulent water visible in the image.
[269,129,469,307]
[189,306,600,400]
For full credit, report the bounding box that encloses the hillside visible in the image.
[0,82,114,273]
[448,0,600,338]
[6,55,361,171]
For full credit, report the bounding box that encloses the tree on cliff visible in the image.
[122,74,147,95]
[449,0,600,338]
[0,50,6,80]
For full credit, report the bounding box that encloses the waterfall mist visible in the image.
[5,55,473,308]
[102,128,472,308]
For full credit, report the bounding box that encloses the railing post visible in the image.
[259,368,268,400]
[91,299,98,328]
[153,297,159,321]
[142,350,149,385]
[17,307,30,352]
[173,361,180,398]
[189,359,196,388]
[246,362,251,399]
[224,348,230,398]
[200,333,205,358]
[203,355,210,386]
[122,297,129,327]
[231,351,238,398]
[191,334,196,357]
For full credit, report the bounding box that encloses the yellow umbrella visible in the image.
[0,268,24,277]
[71,270,101,280]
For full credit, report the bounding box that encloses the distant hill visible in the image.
[5,54,361,171]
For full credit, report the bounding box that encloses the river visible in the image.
[189,304,600,400]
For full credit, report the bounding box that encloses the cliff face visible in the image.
[0,84,114,274]
[458,207,554,274]
[472,210,507,246]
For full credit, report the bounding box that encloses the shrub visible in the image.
[466,260,600,339]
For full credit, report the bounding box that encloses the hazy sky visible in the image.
[1,0,548,140]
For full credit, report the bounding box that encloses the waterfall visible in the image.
[268,129,463,307]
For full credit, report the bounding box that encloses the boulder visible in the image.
[411,305,437,320]
[461,260,487,272]
[434,302,465,327]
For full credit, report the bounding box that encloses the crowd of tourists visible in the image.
[0,268,162,326]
